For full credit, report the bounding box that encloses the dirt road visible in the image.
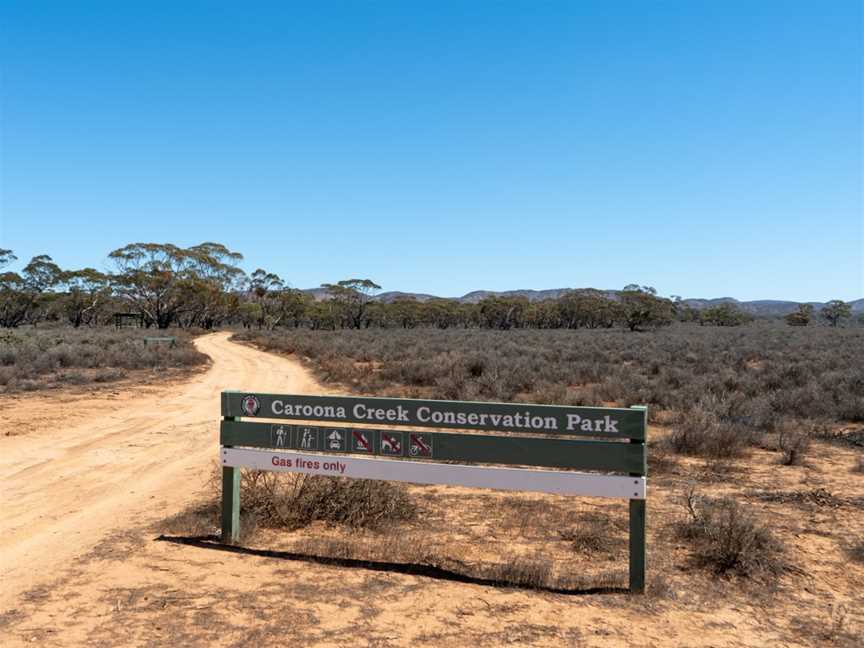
[0,332,325,609]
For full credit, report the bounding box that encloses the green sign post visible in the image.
[219,392,648,593]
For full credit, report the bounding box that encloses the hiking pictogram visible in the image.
[271,424,291,448]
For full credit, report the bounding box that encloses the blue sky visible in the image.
[1,1,861,301]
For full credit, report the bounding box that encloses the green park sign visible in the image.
[219,391,648,593]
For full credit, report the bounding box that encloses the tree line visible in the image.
[0,243,856,330]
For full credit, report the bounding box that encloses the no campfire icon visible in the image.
[351,429,373,453]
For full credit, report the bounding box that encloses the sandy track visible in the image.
[0,332,325,608]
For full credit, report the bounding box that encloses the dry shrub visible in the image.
[235,326,864,443]
[792,604,858,648]
[648,441,680,475]
[751,487,843,509]
[293,532,434,566]
[240,470,416,530]
[778,427,811,466]
[159,501,221,537]
[847,540,864,565]
[668,405,750,459]
[560,512,626,555]
[158,498,262,542]
[853,455,864,474]
[677,487,788,579]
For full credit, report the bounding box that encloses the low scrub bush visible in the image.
[667,403,752,459]
[240,470,417,530]
[677,487,788,579]
[777,425,811,466]
[0,327,207,392]
[235,324,864,449]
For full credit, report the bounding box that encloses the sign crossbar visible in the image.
[222,447,646,499]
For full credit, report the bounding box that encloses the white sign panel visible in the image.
[221,447,646,500]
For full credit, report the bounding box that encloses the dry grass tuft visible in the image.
[847,540,864,565]
[480,556,555,589]
[560,512,626,556]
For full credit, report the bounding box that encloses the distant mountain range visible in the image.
[303,287,864,316]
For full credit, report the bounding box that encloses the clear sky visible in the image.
[1,1,862,301]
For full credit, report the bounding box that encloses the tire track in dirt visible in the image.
[0,332,326,608]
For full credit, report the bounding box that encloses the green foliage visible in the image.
[5,240,853,335]
[320,278,382,329]
[820,300,851,327]
[109,242,245,329]
[0,253,63,327]
[556,289,618,328]
[60,268,110,327]
[700,303,751,327]
[0,249,18,270]
[618,285,674,331]
[478,296,529,330]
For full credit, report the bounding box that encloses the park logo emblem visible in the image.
[241,394,260,416]
[380,432,403,456]
[409,433,433,457]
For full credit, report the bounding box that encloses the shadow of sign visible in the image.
[155,534,629,596]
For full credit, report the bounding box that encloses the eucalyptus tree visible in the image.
[478,295,529,330]
[0,254,63,327]
[60,268,111,327]
[820,300,851,327]
[321,278,381,329]
[0,249,16,269]
[181,243,246,328]
[108,242,244,329]
[618,285,674,332]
